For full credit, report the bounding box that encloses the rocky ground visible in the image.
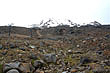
[0,25,110,73]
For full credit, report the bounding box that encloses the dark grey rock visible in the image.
[33,60,45,68]
[1,51,7,55]
[52,48,57,51]
[29,53,37,60]
[39,49,46,53]
[43,53,56,63]
[105,34,110,38]
[104,60,110,66]
[74,51,83,54]
[4,48,9,50]
[40,42,44,46]
[19,48,25,51]
[9,43,17,48]
[0,45,3,49]
[79,57,91,66]
[96,51,103,55]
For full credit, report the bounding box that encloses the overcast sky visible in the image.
[0,0,109,27]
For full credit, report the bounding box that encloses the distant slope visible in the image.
[0,26,31,36]
[0,25,110,37]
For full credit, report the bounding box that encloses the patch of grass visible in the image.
[64,55,80,66]
[31,59,35,65]
[31,56,42,65]
[0,64,3,73]
[104,66,110,69]
[88,70,93,73]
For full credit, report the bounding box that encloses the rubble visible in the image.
[0,25,110,73]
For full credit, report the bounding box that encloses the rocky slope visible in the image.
[0,25,110,73]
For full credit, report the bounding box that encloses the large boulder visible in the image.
[3,62,32,73]
[3,62,21,73]
[43,53,56,63]
[7,69,19,73]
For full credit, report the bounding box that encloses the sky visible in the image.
[0,0,110,27]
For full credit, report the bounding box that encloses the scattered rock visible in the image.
[79,57,91,66]
[4,48,9,50]
[104,60,110,66]
[96,51,103,55]
[24,41,29,46]
[0,45,3,49]
[1,50,8,55]
[76,45,80,48]
[82,40,86,44]
[74,51,83,54]
[62,71,68,73]
[19,48,25,51]
[105,34,110,39]
[9,43,17,48]
[68,50,73,54]
[34,70,44,73]
[29,45,36,49]
[52,48,57,51]
[40,42,44,47]
[70,69,78,73]
[93,66,106,73]
[39,49,46,53]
